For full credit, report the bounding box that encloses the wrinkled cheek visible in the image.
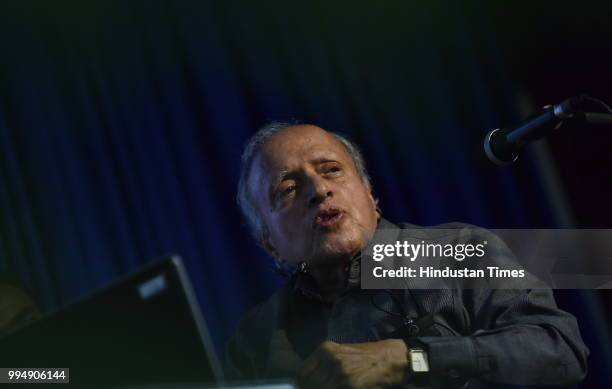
[289,229,313,261]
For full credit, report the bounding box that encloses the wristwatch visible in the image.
[409,348,430,374]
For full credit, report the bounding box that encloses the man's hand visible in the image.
[296,339,409,389]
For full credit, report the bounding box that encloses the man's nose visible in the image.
[307,176,332,206]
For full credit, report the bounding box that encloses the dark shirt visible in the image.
[225,219,589,388]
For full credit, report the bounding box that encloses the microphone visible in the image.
[484,96,584,166]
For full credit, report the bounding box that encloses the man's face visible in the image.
[247,125,379,266]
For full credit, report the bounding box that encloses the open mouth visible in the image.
[314,208,344,228]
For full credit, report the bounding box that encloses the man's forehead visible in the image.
[258,125,349,167]
[246,125,353,201]
[249,124,352,184]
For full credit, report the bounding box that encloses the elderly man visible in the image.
[225,122,588,388]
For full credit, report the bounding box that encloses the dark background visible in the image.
[0,1,610,387]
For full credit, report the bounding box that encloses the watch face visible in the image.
[410,349,430,373]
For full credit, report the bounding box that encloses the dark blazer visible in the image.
[225,219,589,388]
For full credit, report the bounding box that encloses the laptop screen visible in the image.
[0,255,223,386]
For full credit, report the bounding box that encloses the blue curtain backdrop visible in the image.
[0,1,609,386]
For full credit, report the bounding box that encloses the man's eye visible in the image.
[281,185,296,197]
[325,166,341,174]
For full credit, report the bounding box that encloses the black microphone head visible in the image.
[484,128,520,166]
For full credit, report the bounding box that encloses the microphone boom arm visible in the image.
[484,96,612,166]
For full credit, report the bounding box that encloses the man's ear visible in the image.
[369,191,382,220]
[260,227,280,259]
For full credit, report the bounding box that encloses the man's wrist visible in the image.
[402,339,431,386]
[408,347,430,374]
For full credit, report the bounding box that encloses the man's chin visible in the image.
[310,238,362,265]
